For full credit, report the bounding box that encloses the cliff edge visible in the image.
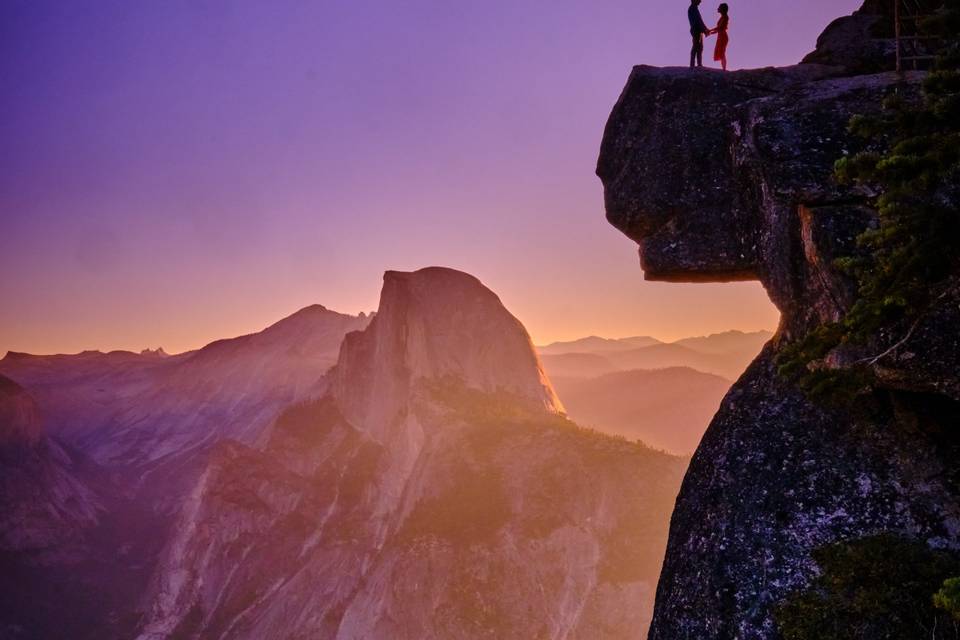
[597,2,960,638]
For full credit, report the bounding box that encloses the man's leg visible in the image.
[693,36,704,67]
[690,35,699,68]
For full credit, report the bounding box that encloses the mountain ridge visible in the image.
[0,304,371,466]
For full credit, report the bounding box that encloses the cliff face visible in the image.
[0,376,110,638]
[597,3,960,638]
[0,375,101,554]
[136,267,685,640]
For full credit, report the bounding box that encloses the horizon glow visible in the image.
[1,0,862,355]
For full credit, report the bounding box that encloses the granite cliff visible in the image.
[136,267,685,639]
[597,2,960,638]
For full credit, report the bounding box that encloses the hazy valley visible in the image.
[537,331,770,453]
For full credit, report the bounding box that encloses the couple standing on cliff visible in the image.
[689,0,730,70]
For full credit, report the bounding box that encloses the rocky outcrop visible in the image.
[800,0,896,74]
[597,3,960,638]
[136,267,685,640]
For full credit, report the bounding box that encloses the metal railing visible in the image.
[895,0,940,72]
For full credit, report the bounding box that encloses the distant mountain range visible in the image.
[0,268,685,639]
[538,330,772,380]
[0,305,371,467]
[537,330,773,453]
[551,368,732,454]
[538,335,662,355]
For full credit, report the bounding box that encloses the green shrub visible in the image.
[778,1,960,400]
[935,577,960,621]
[775,535,960,639]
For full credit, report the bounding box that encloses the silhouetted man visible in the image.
[688,0,710,68]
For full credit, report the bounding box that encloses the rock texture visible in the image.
[596,2,960,638]
[135,267,685,640]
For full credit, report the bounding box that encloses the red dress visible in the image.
[714,16,729,61]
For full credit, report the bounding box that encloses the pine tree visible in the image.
[779,0,960,398]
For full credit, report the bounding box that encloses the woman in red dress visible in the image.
[709,4,730,71]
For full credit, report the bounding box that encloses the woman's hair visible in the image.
[718,3,728,14]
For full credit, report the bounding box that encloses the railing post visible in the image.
[893,0,903,73]
[895,0,903,73]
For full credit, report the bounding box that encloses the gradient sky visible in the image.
[0,0,863,355]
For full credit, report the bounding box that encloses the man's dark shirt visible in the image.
[688,4,708,36]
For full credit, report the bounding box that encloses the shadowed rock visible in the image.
[0,375,101,554]
[597,2,960,638]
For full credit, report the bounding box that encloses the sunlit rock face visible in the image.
[332,267,564,441]
[136,267,685,640]
[597,2,960,639]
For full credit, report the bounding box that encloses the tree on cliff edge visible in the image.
[779,0,960,399]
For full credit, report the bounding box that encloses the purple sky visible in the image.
[1,0,863,355]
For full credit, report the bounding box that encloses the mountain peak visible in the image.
[288,303,328,316]
[381,266,485,292]
[332,267,563,436]
[264,303,334,328]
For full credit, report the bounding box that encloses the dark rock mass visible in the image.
[597,2,960,638]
